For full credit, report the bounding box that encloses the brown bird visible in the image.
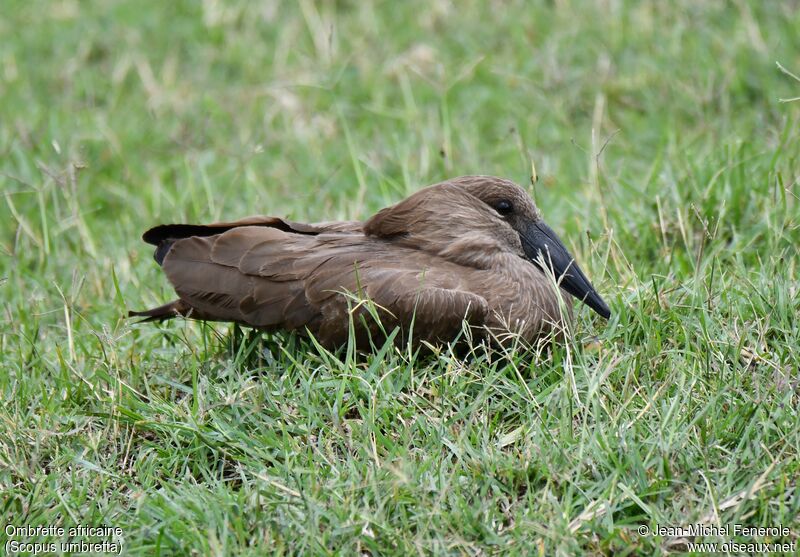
[131,176,610,349]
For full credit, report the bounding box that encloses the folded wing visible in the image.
[137,221,489,348]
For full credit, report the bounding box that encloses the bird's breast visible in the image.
[473,258,571,342]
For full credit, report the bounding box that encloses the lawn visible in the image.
[1,1,799,555]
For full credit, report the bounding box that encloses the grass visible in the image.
[1,0,799,554]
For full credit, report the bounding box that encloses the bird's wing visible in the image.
[142,216,362,264]
[143,216,362,245]
[159,225,489,347]
[306,254,490,348]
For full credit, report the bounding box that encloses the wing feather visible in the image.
[157,222,490,347]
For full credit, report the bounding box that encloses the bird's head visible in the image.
[364,175,611,319]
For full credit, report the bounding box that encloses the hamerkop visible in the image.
[131,176,610,349]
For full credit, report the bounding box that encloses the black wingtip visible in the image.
[142,224,207,265]
[142,225,168,245]
[142,224,224,246]
[153,239,175,265]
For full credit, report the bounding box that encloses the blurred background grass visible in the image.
[1,1,799,554]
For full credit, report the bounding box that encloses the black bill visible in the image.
[520,221,611,319]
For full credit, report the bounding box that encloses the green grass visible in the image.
[2,0,799,554]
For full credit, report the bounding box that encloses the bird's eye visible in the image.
[494,200,513,216]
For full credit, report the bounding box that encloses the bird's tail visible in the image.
[128,299,191,322]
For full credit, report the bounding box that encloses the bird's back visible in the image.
[136,217,491,349]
